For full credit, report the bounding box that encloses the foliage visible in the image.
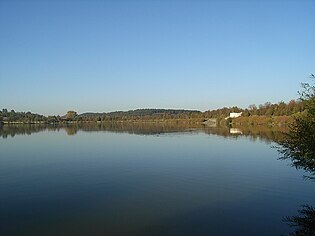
[277,75,315,236]
[204,100,304,119]
[278,75,315,173]
[65,111,78,121]
[80,109,203,122]
[0,109,46,123]
[232,115,294,127]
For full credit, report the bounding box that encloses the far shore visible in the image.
[0,115,293,128]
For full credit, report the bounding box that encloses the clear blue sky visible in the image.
[0,0,314,115]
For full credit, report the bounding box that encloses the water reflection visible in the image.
[277,119,315,235]
[0,123,288,143]
[229,128,243,134]
[0,124,47,138]
[1,123,314,235]
[283,205,315,236]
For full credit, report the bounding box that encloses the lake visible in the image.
[0,124,314,235]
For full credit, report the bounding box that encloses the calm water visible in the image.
[0,124,314,236]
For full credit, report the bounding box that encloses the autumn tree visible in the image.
[66,111,77,120]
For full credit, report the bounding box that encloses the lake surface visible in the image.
[0,124,314,235]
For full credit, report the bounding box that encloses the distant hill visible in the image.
[80,109,201,118]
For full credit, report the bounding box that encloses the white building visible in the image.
[225,112,242,120]
[229,112,242,118]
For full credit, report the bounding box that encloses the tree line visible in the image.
[204,100,305,118]
[0,109,47,124]
[0,109,203,124]
[0,99,306,124]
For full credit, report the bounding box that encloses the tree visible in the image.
[47,116,58,123]
[66,111,77,120]
[300,74,315,117]
[279,74,315,174]
[248,104,257,115]
[278,75,315,236]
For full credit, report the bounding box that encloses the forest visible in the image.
[0,99,306,125]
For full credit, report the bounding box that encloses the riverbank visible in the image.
[1,115,295,127]
[231,115,294,127]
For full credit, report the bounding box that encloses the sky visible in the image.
[0,0,314,115]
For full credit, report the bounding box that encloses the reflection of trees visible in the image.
[283,205,315,236]
[278,114,315,173]
[278,76,315,236]
[278,77,315,177]
[64,126,78,136]
[0,124,48,138]
[279,120,315,178]
[205,126,287,144]
[0,122,288,143]
[78,122,200,135]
